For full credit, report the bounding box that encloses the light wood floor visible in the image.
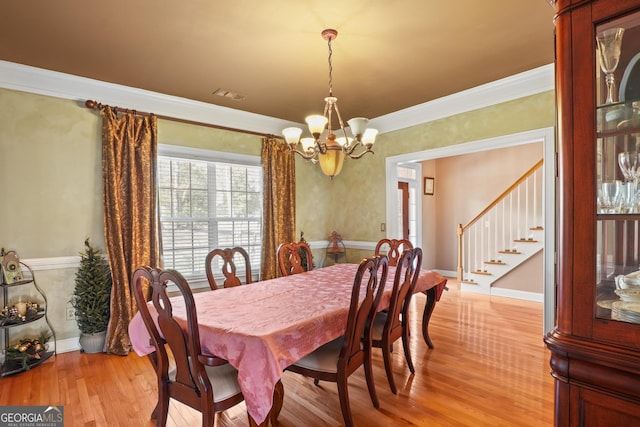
[0,278,555,426]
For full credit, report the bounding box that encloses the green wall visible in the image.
[296,91,556,245]
[0,86,555,342]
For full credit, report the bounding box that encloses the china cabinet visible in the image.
[0,260,56,376]
[545,0,640,425]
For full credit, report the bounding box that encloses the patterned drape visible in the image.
[261,137,296,280]
[100,106,161,355]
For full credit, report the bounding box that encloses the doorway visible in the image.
[384,127,556,333]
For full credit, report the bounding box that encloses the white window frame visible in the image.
[157,144,262,290]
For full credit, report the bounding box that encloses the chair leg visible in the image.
[382,342,398,395]
[336,376,355,427]
[156,381,170,427]
[269,380,284,427]
[402,328,415,374]
[364,350,381,407]
[202,406,215,427]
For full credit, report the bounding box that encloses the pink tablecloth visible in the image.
[128,264,446,424]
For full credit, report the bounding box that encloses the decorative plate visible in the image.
[615,287,640,302]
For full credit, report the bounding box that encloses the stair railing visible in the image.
[457,159,544,282]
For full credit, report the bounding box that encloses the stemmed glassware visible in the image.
[618,151,640,212]
[596,27,625,104]
[598,180,623,214]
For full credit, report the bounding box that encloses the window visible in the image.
[157,145,262,283]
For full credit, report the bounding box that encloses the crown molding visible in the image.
[0,60,554,136]
[0,60,300,135]
[368,63,555,134]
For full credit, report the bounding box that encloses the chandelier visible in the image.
[282,29,377,179]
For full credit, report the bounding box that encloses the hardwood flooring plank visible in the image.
[0,278,554,426]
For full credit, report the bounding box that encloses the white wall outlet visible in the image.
[66,307,75,320]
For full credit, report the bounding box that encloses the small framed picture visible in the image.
[424,177,435,195]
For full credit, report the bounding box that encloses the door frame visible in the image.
[384,126,556,333]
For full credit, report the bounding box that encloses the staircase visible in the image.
[457,159,544,295]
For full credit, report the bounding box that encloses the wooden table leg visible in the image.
[248,379,284,427]
[422,287,437,349]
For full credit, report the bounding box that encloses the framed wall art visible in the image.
[424,177,435,195]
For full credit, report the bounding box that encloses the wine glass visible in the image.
[596,27,625,104]
[598,180,623,213]
[618,151,640,212]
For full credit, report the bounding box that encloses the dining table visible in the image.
[128,263,447,425]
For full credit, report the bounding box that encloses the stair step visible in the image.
[485,260,506,265]
[471,270,492,275]
[499,250,522,254]
[514,238,539,243]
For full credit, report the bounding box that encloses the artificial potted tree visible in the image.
[72,238,112,353]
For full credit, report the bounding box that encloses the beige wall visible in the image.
[429,142,544,271]
[304,91,556,247]
[0,85,555,342]
[0,89,263,340]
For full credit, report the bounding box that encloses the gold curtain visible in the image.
[100,106,161,355]
[261,137,296,280]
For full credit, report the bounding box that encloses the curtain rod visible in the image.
[84,100,281,139]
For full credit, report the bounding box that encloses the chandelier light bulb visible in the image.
[282,127,303,146]
[362,129,379,146]
[305,115,328,137]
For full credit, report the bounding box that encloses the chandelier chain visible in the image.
[327,37,333,97]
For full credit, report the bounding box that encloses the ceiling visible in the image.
[0,1,556,124]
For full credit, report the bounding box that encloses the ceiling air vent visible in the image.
[212,88,246,101]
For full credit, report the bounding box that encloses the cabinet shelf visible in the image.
[0,351,54,377]
[0,279,34,288]
[597,99,640,135]
[0,260,56,376]
[0,312,46,328]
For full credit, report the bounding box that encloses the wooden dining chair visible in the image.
[285,255,389,427]
[370,247,423,394]
[205,246,252,290]
[131,266,245,427]
[276,241,313,276]
[374,238,413,266]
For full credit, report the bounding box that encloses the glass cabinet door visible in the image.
[596,10,640,325]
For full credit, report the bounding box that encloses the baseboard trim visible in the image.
[462,284,543,303]
[491,287,544,302]
[56,337,81,354]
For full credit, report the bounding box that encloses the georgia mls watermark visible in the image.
[0,406,63,427]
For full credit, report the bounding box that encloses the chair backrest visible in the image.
[205,247,252,290]
[131,266,170,383]
[340,255,389,372]
[387,248,423,336]
[132,266,215,405]
[277,241,313,276]
[374,239,413,266]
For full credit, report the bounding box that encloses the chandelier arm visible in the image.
[292,148,319,161]
[343,140,365,156]
[315,140,328,155]
[346,148,375,160]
